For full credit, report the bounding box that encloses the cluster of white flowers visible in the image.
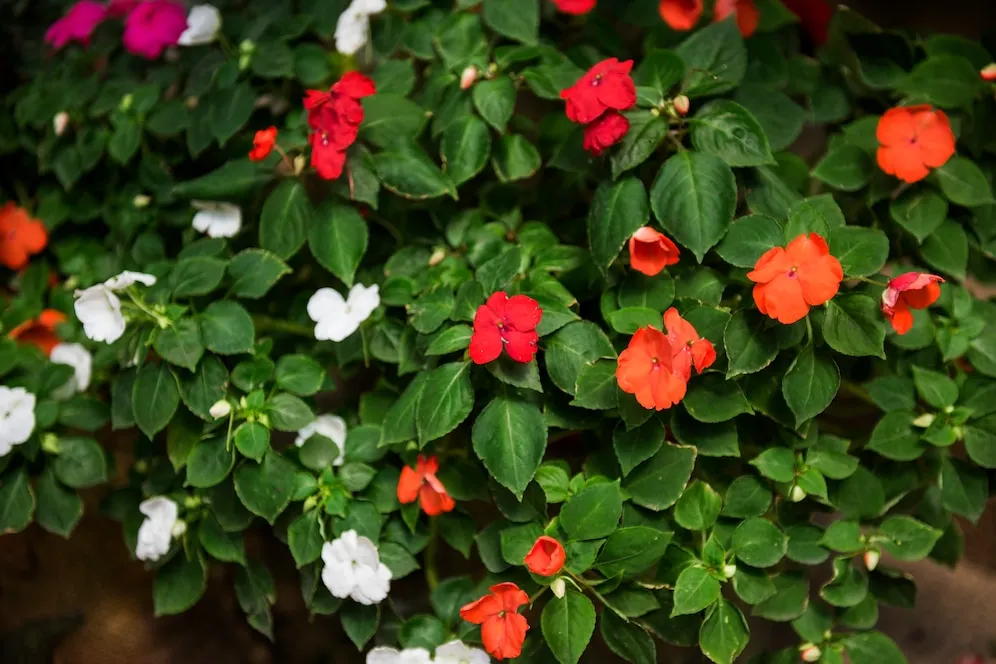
[191,201,241,238]
[135,496,186,562]
[367,642,490,664]
[178,4,221,46]
[295,413,347,466]
[334,0,387,55]
[321,529,391,605]
[308,283,379,342]
[0,386,36,457]
[73,271,157,344]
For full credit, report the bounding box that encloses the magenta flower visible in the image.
[122,0,188,59]
[44,0,108,50]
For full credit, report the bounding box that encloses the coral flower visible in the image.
[560,58,637,125]
[982,63,996,82]
[524,536,566,576]
[583,111,629,156]
[616,327,688,411]
[0,203,48,271]
[881,272,944,335]
[8,309,67,356]
[397,455,455,517]
[714,0,760,37]
[122,0,188,59]
[629,226,680,276]
[249,127,277,161]
[553,0,596,14]
[658,0,702,31]
[747,233,843,325]
[876,105,956,184]
[781,0,833,45]
[469,292,543,365]
[663,308,715,380]
[44,0,107,50]
[460,583,530,661]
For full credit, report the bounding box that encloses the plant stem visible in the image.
[425,518,440,591]
[856,276,888,288]
[252,315,313,338]
[839,380,877,407]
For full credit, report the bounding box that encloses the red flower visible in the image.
[781,0,833,45]
[553,0,596,14]
[714,0,760,37]
[629,227,680,276]
[304,72,376,181]
[249,126,277,161]
[524,536,566,576]
[469,292,543,365]
[560,58,637,125]
[616,327,688,411]
[664,308,715,380]
[460,583,530,660]
[876,105,956,184]
[982,63,996,82]
[8,309,67,356]
[747,233,843,325]
[583,111,629,156]
[658,0,702,30]
[396,455,455,517]
[0,203,47,270]
[310,130,348,180]
[881,272,944,335]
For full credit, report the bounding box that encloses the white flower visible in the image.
[191,201,241,238]
[435,640,491,664]
[135,496,180,562]
[334,0,386,55]
[0,387,36,457]
[308,284,379,342]
[295,414,346,466]
[178,4,221,46]
[366,647,432,664]
[73,271,157,344]
[321,529,391,605]
[49,343,93,399]
[209,399,231,419]
[53,111,69,136]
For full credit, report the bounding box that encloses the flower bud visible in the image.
[789,485,806,502]
[551,577,566,599]
[170,520,188,538]
[133,194,151,208]
[239,53,252,71]
[119,93,133,112]
[210,399,232,419]
[239,39,256,54]
[460,66,478,90]
[429,247,447,267]
[800,644,822,662]
[294,154,307,175]
[53,112,69,136]
[722,563,737,579]
[912,413,935,428]
[864,549,880,571]
[673,95,690,116]
[982,63,996,82]
[41,433,61,454]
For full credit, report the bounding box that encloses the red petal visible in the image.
[505,295,542,331]
[469,325,503,365]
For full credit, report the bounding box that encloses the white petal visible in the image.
[346,283,380,323]
[104,271,157,290]
[139,496,179,523]
[351,563,390,604]
[178,4,221,46]
[49,343,93,398]
[135,497,178,561]
[295,414,347,464]
[334,8,370,55]
[191,202,241,238]
[322,556,356,599]
[397,649,432,664]
[352,0,387,13]
[435,641,491,664]
[307,288,347,323]
[352,534,381,568]
[74,286,126,344]
[0,387,36,451]
[315,316,359,343]
[366,647,401,664]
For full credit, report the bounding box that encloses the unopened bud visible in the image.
[239,53,252,71]
[551,577,567,599]
[864,549,880,571]
[294,154,307,175]
[912,413,935,428]
[133,194,151,208]
[722,563,737,579]
[982,63,996,82]
[239,39,256,54]
[53,111,69,136]
[119,93,133,112]
[303,495,319,512]
[673,95,690,116]
[428,247,447,267]
[789,485,806,502]
[210,399,231,419]
[185,96,199,110]
[800,644,822,662]
[460,66,478,90]
[171,520,188,538]
[41,433,60,454]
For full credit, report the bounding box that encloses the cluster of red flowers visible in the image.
[560,58,636,156]
[469,291,543,365]
[303,72,376,180]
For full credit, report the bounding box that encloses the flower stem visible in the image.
[856,276,888,288]
[839,380,877,407]
[251,315,313,338]
[425,518,440,591]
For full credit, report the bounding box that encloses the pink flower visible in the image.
[45,0,108,50]
[122,0,188,59]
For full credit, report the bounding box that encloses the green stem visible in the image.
[252,315,314,338]
[856,276,888,288]
[567,571,630,621]
[840,380,877,407]
[425,518,440,591]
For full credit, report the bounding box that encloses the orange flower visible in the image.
[8,309,67,356]
[747,233,843,325]
[714,0,760,37]
[658,0,702,30]
[664,308,715,380]
[0,203,47,270]
[460,583,530,660]
[396,455,455,516]
[881,272,944,335]
[629,227,680,276]
[876,105,956,184]
[616,326,687,411]
[249,126,277,161]
[524,536,566,576]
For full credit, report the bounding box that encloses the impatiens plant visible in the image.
[4,0,996,662]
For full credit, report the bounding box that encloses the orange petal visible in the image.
[747,246,792,284]
[797,255,843,306]
[396,465,423,504]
